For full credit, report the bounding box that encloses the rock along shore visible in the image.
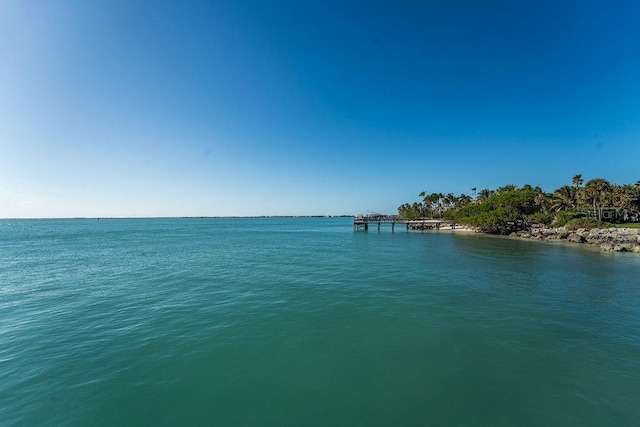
[509,226,640,253]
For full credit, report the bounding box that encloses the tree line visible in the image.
[397,175,640,233]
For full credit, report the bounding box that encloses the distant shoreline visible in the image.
[0,215,354,220]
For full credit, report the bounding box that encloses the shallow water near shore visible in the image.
[2,217,639,426]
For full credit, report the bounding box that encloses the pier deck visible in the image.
[353,214,455,232]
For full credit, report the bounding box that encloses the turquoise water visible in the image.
[1,217,639,426]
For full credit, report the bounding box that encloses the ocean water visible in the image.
[1,217,639,426]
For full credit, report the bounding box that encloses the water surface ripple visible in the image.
[1,218,639,426]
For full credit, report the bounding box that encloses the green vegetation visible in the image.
[564,218,611,230]
[398,176,640,234]
[615,223,640,229]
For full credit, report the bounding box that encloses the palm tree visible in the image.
[444,193,456,211]
[411,202,424,218]
[478,189,493,201]
[533,187,551,213]
[551,186,576,212]
[496,184,517,193]
[428,193,442,217]
[399,203,423,219]
[572,174,583,189]
[456,194,472,208]
[418,191,429,217]
[398,203,409,218]
[582,178,612,220]
[611,184,639,213]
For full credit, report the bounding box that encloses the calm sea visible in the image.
[1,217,639,426]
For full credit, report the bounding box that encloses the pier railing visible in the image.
[353,214,399,222]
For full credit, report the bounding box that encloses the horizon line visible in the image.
[0,215,357,220]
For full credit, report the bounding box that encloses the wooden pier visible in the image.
[353,214,455,232]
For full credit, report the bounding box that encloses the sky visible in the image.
[1,0,639,218]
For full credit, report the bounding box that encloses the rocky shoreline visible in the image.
[509,226,640,253]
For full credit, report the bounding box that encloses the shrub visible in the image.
[565,218,610,230]
[553,211,586,227]
[528,212,554,225]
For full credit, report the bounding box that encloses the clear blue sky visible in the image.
[2,0,639,217]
